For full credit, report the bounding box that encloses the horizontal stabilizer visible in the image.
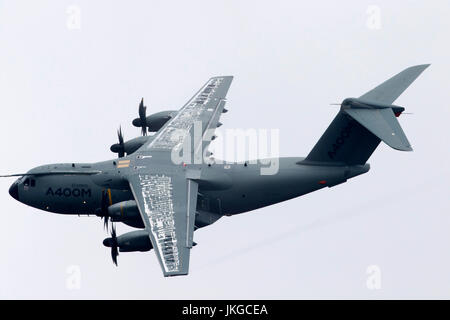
[343,107,412,151]
[359,64,430,104]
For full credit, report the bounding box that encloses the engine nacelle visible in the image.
[110,135,152,157]
[132,110,176,132]
[103,230,152,252]
[108,200,144,228]
[90,172,129,189]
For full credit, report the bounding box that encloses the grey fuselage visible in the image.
[9,156,369,228]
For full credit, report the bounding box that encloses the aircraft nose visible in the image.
[9,181,19,201]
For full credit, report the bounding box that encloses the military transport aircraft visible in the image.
[1,65,429,277]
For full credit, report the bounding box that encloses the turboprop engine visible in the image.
[132,110,176,133]
[132,98,176,135]
[107,200,144,229]
[110,129,151,158]
[95,195,144,229]
[103,227,152,265]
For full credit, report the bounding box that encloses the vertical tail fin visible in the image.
[303,65,429,166]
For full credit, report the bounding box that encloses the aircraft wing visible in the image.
[141,76,233,164]
[125,76,233,276]
[127,172,198,277]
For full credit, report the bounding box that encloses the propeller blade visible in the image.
[117,126,125,158]
[111,224,116,238]
[103,215,109,230]
[102,190,110,230]
[111,246,118,266]
[111,224,118,266]
[110,126,125,158]
[118,126,124,145]
[102,224,119,266]
[95,190,110,230]
[138,98,147,136]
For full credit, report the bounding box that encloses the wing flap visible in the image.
[185,179,198,248]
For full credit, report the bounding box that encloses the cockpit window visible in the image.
[23,178,36,187]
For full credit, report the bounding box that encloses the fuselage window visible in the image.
[30,179,36,187]
[24,178,30,186]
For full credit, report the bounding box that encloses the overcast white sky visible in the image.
[0,0,449,299]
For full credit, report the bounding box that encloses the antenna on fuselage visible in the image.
[0,173,27,177]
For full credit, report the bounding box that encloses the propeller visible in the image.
[131,98,148,136]
[95,190,110,230]
[117,126,125,157]
[103,224,119,266]
[110,126,125,158]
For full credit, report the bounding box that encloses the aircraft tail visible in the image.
[303,64,429,166]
